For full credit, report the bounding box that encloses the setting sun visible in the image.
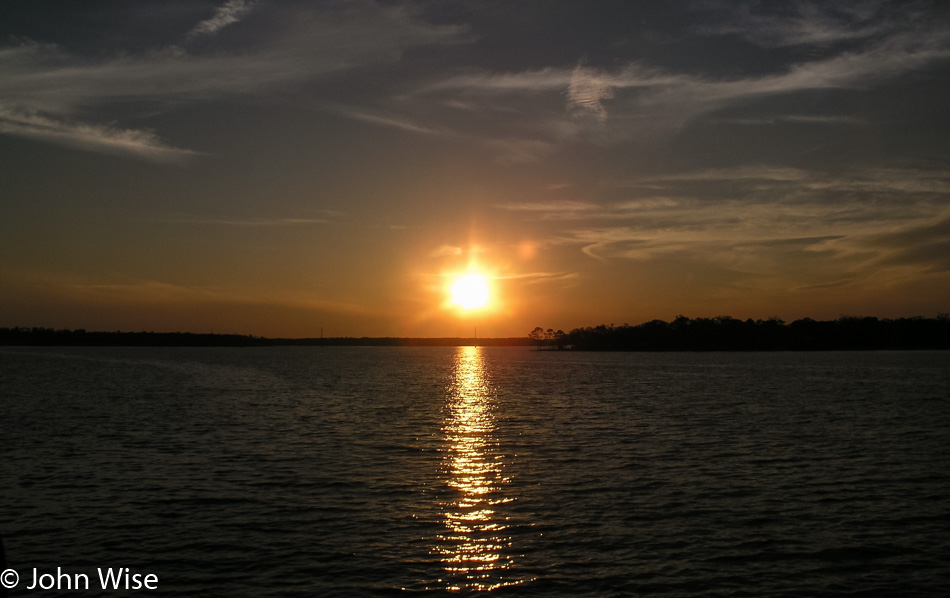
[449,274,490,311]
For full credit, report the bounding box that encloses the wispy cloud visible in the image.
[491,157,950,294]
[430,245,463,258]
[421,67,571,94]
[606,27,949,125]
[0,2,469,160]
[325,104,445,136]
[715,114,867,126]
[501,271,580,285]
[73,279,230,302]
[844,212,950,272]
[57,275,378,317]
[1,0,946,168]
[699,1,904,48]
[156,216,330,227]
[328,102,557,163]
[498,200,599,220]
[511,166,950,230]
[188,0,258,38]
[0,102,197,162]
[649,166,810,182]
[567,64,614,121]
[495,161,950,295]
[412,10,949,144]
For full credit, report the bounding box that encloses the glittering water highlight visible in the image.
[432,346,524,591]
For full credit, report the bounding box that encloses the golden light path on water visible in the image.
[432,346,523,592]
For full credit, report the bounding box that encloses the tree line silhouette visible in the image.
[531,315,950,351]
[0,328,531,347]
[2,315,947,349]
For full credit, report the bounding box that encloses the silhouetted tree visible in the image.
[528,326,546,350]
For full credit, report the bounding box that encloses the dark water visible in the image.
[2,347,949,596]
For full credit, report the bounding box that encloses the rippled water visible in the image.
[2,347,949,596]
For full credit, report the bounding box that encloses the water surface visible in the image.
[2,347,948,596]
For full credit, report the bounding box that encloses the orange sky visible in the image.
[2,1,949,337]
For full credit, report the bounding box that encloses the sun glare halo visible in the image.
[449,274,491,311]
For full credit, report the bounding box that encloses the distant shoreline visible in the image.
[3,315,949,350]
[0,328,531,347]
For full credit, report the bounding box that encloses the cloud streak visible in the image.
[8,1,940,165]
[325,105,445,137]
[160,217,330,227]
[494,160,950,294]
[0,2,469,160]
[188,0,258,38]
[412,10,949,145]
[0,102,197,161]
[502,157,949,291]
[698,1,922,49]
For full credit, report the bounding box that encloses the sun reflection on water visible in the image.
[432,346,522,592]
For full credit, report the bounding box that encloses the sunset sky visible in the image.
[2,0,949,338]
